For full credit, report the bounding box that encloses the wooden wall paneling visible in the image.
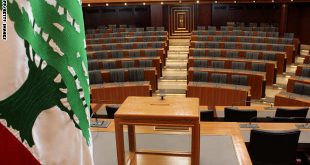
[150,5,163,27]
[197,4,212,28]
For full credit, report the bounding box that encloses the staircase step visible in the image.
[161,75,187,80]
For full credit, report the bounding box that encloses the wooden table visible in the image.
[91,120,252,165]
[190,41,294,64]
[189,48,286,74]
[114,96,200,165]
[188,67,265,99]
[187,82,251,106]
[91,82,152,104]
[188,56,276,85]
[287,76,310,93]
[275,91,310,106]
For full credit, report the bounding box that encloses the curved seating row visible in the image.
[190,41,294,64]
[188,67,266,99]
[189,48,285,74]
[188,57,276,85]
[86,36,168,44]
[86,31,168,39]
[89,68,157,92]
[87,48,165,66]
[88,57,162,77]
[87,41,167,53]
[187,81,251,106]
[192,30,279,37]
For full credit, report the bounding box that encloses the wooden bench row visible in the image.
[87,48,166,66]
[88,57,162,77]
[188,67,266,99]
[91,81,152,104]
[190,41,294,64]
[192,30,279,37]
[187,82,251,106]
[189,48,286,74]
[86,31,168,39]
[187,57,276,85]
[94,68,158,92]
[86,36,168,44]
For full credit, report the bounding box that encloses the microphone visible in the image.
[159,89,166,100]
[240,116,259,128]
[264,102,275,110]
[90,99,112,128]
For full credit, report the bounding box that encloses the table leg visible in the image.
[128,125,136,152]
[115,120,125,165]
[192,123,200,165]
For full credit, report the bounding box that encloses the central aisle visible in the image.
[154,38,190,96]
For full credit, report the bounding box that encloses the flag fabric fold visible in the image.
[0,0,93,164]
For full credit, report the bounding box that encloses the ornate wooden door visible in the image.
[169,5,194,36]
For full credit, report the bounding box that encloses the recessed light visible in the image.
[215,0,218,3]
[87,3,90,7]
[161,1,164,5]
[291,0,293,1]
[124,2,127,5]
[253,0,255,2]
[234,0,237,3]
[196,0,200,3]
[272,0,274,2]
[143,2,146,5]
[106,3,109,6]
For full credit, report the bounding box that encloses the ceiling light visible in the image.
[196,0,199,3]
[272,0,274,2]
[106,3,109,6]
[87,3,90,7]
[124,2,127,5]
[179,0,182,3]
[161,1,164,5]
[253,0,255,2]
[234,0,237,3]
[291,0,293,1]
[215,0,218,3]
[143,2,146,5]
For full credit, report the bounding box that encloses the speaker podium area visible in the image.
[114,96,200,165]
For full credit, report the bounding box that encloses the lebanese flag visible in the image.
[0,1,93,164]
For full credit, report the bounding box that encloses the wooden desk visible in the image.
[90,57,162,77]
[304,55,310,64]
[86,36,168,44]
[87,41,167,54]
[86,31,168,38]
[87,48,166,66]
[295,64,310,76]
[187,82,251,106]
[188,57,276,85]
[191,35,300,57]
[190,41,294,64]
[99,67,157,91]
[275,91,310,106]
[91,121,251,165]
[214,106,310,118]
[114,96,200,165]
[188,67,265,99]
[287,76,310,93]
[189,48,286,73]
[91,82,151,104]
[191,30,278,37]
